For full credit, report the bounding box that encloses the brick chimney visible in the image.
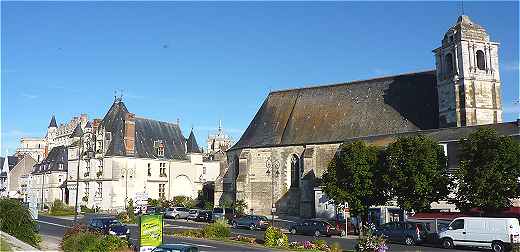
[124,113,136,156]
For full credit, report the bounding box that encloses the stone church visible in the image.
[214,15,517,219]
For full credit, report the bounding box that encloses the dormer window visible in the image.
[154,140,165,157]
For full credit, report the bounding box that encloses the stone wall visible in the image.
[216,143,340,218]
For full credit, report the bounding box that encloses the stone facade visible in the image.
[215,15,506,219]
[216,143,340,218]
[15,138,46,163]
[434,15,502,127]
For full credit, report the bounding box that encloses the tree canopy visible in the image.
[454,128,520,213]
[384,135,451,212]
[321,141,389,221]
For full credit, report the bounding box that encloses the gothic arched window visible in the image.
[476,50,485,70]
[290,155,300,188]
[445,53,454,75]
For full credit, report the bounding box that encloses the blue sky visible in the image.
[1,1,519,154]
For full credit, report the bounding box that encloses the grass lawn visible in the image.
[1,237,13,252]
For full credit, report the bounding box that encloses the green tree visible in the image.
[454,128,520,213]
[384,135,451,212]
[233,199,248,215]
[321,141,388,224]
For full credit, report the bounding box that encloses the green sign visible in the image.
[140,213,163,250]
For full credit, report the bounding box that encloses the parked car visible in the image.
[194,210,212,222]
[289,219,341,237]
[146,206,166,215]
[212,207,236,223]
[232,215,269,230]
[165,207,190,219]
[374,221,427,245]
[187,209,201,221]
[439,217,520,252]
[151,244,198,252]
[87,217,130,240]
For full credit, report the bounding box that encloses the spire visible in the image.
[186,130,200,153]
[70,123,83,138]
[48,115,57,128]
[218,120,222,131]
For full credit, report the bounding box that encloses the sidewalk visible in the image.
[0,231,41,252]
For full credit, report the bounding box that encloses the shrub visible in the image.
[173,196,195,208]
[61,232,99,252]
[263,226,288,248]
[0,198,41,247]
[355,227,388,252]
[313,239,329,251]
[93,235,129,251]
[61,224,89,244]
[80,205,95,214]
[61,226,128,252]
[202,219,230,239]
[50,200,75,216]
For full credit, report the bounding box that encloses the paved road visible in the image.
[37,215,483,252]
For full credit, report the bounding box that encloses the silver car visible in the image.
[165,207,190,219]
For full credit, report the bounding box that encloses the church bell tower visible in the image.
[433,15,502,128]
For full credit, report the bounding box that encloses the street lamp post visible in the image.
[74,131,94,223]
[265,157,280,227]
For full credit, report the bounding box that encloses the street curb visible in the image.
[0,231,41,251]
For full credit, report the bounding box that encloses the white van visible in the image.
[439,217,520,252]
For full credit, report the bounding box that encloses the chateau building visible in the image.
[215,15,515,221]
[7,155,37,200]
[65,99,220,211]
[31,146,69,207]
[46,114,89,152]
[15,138,46,163]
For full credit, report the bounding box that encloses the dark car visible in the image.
[232,215,269,230]
[87,217,130,240]
[195,210,212,222]
[289,219,341,237]
[374,221,427,245]
[147,207,166,215]
[151,244,198,252]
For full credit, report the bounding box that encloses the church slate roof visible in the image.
[101,101,187,159]
[231,70,439,150]
[32,146,68,174]
[48,115,57,128]
[186,130,201,153]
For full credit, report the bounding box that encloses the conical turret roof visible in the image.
[186,130,200,153]
[48,115,57,128]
